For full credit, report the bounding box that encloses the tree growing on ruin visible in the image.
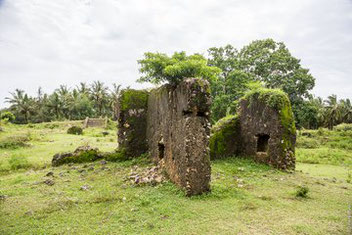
[137,51,221,86]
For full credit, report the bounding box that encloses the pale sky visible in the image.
[0,0,351,108]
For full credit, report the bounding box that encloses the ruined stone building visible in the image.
[117,80,296,196]
[210,88,296,170]
[117,78,211,196]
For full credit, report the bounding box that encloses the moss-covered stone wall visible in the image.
[209,115,241,159]
[210,88,296,170]
[117,89,149,158]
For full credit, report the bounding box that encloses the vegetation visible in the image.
[137,51,221,86]
[3,81,121,124]
[209,115,239,159]
[3,39,351,130]
[295,185,309,198]
[67,126,83,135]
[0,121,350,234]
[296,124,352,166]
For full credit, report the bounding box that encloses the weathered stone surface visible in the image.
[210,88,296,170]
[209,115,241,159]
[83,117,107,128]
[116,89,149,158]
[146,78,211,195]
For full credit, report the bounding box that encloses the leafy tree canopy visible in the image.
[137,51,221,85]
[238,39,315,103]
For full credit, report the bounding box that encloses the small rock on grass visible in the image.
[46,171,54,177]
[43,179,55,186]
[80,185,91,191]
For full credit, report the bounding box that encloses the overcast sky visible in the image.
[0,0,351,108]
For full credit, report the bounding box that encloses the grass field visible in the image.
[0,122,351,234]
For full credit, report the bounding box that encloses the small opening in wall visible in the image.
[256,134,270,152]
[182,110,193,116]
[196,111,206,117]
[182,110,206,117]
[158,143,165,159]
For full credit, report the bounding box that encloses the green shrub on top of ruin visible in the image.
[137,51,221,86]
[67,126,83,135]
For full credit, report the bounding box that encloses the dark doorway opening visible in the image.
[158,143,165,159]
[256,134,270,152]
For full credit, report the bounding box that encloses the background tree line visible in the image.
[2,81,121,124]
[2,39,351,129]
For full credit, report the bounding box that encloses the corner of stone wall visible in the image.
[146,77,212,196]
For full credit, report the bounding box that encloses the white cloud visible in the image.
[0,0,351,108]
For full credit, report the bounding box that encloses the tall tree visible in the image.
[90,81,109,117]
[110,83,122,120]
[5,89,34,123]
[324,95,341,129]
[207,39,316,123]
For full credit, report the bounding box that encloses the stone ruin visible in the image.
[210,89,296,170]
[83,117,108,128]
[117,78,211,196]
[117,81,296,195]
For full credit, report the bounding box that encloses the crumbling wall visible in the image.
[210,88,296,170]
[83,117,107,128]
[116,89,149,158]
[147,78,212,195]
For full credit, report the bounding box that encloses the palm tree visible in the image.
[110,83,121,120]
[77,82,90,96]
[5,89,34,123]
[324,95,341,129]
[90,81,109,117]
[340,99,352,123]
[47,92,63,120]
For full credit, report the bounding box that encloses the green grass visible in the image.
[0,122,351,234]
[296,128,352,166]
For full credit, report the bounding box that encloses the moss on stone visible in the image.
[103,148,129,162]
[52,148,102,166]
[209,115,240,159]
[243,87,296,152]
[118,89,149,158]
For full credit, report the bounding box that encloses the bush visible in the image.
[334,123,352,132]
[1,111,15,122]
[0,133,31,149]
[8,155,32,170]
[295,185,309,198]
[67,126,83,135]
